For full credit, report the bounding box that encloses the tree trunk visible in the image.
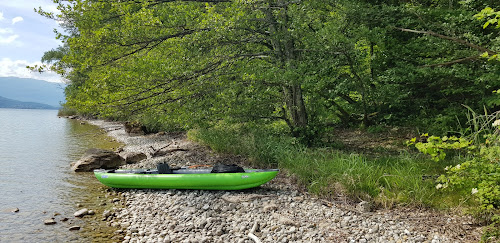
[263,1,309,136]
[283,84,308,132]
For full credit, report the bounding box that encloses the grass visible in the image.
[188,124,471,209]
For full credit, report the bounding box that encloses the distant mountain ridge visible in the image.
[0,95,57,109]
[0,77,66,108]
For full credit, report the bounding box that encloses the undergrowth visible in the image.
[188,124,468,209]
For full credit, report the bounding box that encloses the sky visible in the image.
[0,0,63,83]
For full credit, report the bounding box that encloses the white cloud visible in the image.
[0,28,19,45]
[0,28,13,34]
[0,34,19,45]
[0,12,4,21]
[0,58,64,83]
[11,16,23,25]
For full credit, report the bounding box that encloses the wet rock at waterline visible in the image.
[71,148,124,172]
[74,208,89,217]
[2,207,20,213]
[44,219,56,225]
[6,207,20,213]
[69,226,81,231]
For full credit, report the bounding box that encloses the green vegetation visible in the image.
[38,0,499,237]
[411,109,500,228]
[188,124,463,208]
[57,106,79,117]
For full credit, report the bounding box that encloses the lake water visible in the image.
[0,109,122,242]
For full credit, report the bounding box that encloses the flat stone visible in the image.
[202,204,210,210]
[69,226,81,230]
[102,210,112,218]
[120,151,147,164]
[44,219,56,225]
[74,208,89,217]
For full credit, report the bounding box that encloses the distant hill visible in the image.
[0,77,66,108]
[0,96,57,109]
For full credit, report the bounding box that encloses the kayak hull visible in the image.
[93,168,279,190]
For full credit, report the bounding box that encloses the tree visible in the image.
[40,0,500,139]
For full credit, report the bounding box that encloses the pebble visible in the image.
[74,208,89,217]
[69,226,81,230]
[44,219,56,225]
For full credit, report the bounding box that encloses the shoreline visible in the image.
[89,120,482,242]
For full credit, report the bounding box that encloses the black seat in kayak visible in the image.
[157,163,172,174]
[211,163,245,173]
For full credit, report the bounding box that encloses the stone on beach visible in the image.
[74,208,89,217]
[69,226,81,231]
[71,148,124,172]
[44,219,56,225]
[120,151,147,164]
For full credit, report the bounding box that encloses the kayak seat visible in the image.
[157,163,172,174]
[211,163,245,173]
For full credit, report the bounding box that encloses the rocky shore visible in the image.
[89,120,482,243]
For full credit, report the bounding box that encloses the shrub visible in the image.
[409,111,500,225]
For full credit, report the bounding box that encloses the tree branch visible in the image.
[394,27,497,55]
[421,55,480,67]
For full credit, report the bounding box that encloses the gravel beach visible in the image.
[89,120,482,243]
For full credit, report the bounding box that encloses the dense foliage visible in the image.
[39,0,499,139]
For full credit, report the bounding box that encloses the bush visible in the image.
[410,111,500,225]
[57,106,79,117]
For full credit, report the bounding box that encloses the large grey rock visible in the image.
[120,151,147,164]
[71,148,124,172]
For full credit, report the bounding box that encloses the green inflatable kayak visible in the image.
[94,167,279,190]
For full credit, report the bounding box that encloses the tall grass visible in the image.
[188,125,465,208]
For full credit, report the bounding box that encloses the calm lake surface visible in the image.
[0,108,121,242]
